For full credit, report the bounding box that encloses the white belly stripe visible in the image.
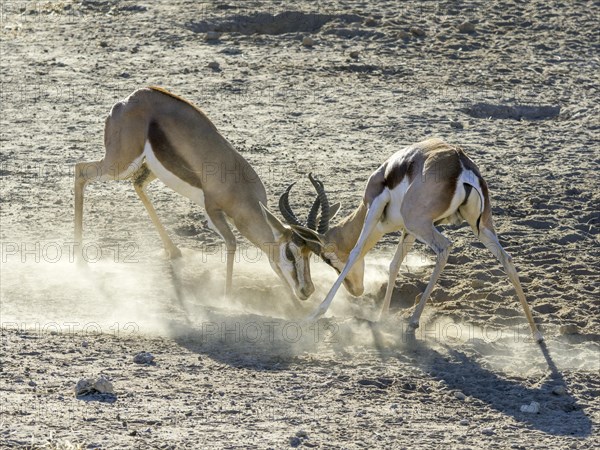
[143,140,205,208]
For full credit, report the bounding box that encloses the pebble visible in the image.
[410,27,426,37]
[520,401,540,414]
[454,391,466,400]
[208,61,220,70]
[349,50,360,59]
[82,341,88,348]
[205,31,220,41]
[552,386,566,396]
[559,324,579,335]
[302,36,314,47]
[458,22,476,33]
[365,17,378,27]
[481,427,495,435]
[460,419,469,426]
[74,376,114,396]
[289,436,301,447]
[94,377,115,394]
[28,380,37,387]
[133,352,155,364]
[450,120,465,129]
[398,30,411,40]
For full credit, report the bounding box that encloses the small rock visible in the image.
[82,341,88,348]
[398,30,411,40]
[365,17,378,27]
[559,324,579,335]
[205,31,220,41]
[410,27,426,37]
[99,41,108,48]
[460,419,469,426]
[458,22,476,33]
[28,380,37,387]
[120,72,130,78]
[289,436,301,447]
[349,50,360,59]
[302,36,314,47]
[75,376,114,396]
[454,391,466,400]
[133,352,155,364]
[296,430,308,438]
[552,386,566,396]
[94,376,115,394]
[208,61,220,70]
[74,377,114,396]
[520,401,540,414]
[450,120,464,129]
[481,427,494,435]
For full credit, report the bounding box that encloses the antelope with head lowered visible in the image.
[74,86,319,300]
[284,138,542,342]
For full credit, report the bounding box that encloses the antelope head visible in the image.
[260,199,316,301]
[278,174,365,296]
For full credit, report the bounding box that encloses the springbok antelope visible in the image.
[285,138,543,342]
[74,86,318,300]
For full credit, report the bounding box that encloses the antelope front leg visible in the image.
[206,208,236,297]
[308,191,390,321]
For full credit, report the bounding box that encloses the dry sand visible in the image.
[1,0,598,448]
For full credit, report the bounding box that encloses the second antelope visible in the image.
[285,138,542,342]
[74,86,319,300]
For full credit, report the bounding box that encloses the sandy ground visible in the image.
[1,0,599,448]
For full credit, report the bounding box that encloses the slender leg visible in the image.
[478,227,542,342]
[379,231,416,320]
[308,191,390,321]
[407,226,452,329]
[74,160,104,263]
[205,208,236,296]
[133,166,181,259]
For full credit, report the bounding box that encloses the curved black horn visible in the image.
[305,196,320,231]
[278,182,302,226]
[309,173,330,234]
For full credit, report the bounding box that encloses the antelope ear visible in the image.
[260,202,287,240]
[290,225,325,247]
[328,202,341,221]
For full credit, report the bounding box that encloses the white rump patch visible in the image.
[458,168,484,215]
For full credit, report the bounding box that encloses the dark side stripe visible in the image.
[147,120,203,188]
